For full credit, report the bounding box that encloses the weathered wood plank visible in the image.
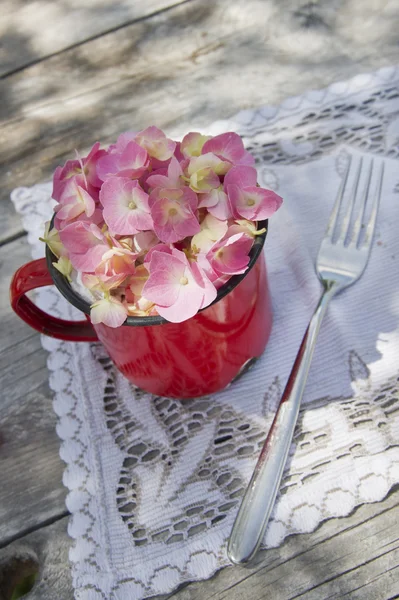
[0,0,190,76]
[0,238,67,545]
[1,3,399,597]
[167,486,399,600]
[0,487,398,599]
[1,0,399,243]
[0,516,72,600]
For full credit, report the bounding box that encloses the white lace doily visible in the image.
[11,65,399,600]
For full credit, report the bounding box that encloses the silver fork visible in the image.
[228,155,385,565]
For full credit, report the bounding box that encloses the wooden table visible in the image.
[1,2,399,598]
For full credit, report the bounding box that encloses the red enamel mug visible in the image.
[10,221,273,398]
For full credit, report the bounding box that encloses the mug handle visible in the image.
[10,258,98,342]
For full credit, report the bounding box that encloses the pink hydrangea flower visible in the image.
[135,126,176,161]
[202,132,255,166]
[56,207,104,232]
[110,131,137,153]
[82,272,124,291]
[143,243,172,269]
[133,231,159,254]
[52,256,73,281]
[228,185,283,221]
[95,246,137,278]
[59,221,112,272]
[185,152,230,193]
[226,219,267,238]
[142,248,217,323]
[224,164,258,188]
[40,221,68,258]
[224,165,283,220]
[46,128,283,326]
[128,264,149,296]
[146,156,184,190]
[198,187,232,220]
[191,213,228,253]
[180,132,211,158]
[54,177,96,226]
[173,141,185,163]
[124,289,155,317]
[80,142,107,188]
[207,232,253,276]
[52,163,80,202]
[149,187,200,243]
[90,296,128,328]
[100,177,152,235]
[83,273,128,328]
[97,141,149,181]
[52,142,105,201]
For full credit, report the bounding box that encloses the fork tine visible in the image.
[324,154,352,240]
[350,159,373,246]
[362,161,384,248]
[339,157,363,243]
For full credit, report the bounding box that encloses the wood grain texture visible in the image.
[166,486,399,600]
[0,517,72,600]
[1,0,399,243]
[1,487,399,599]
[1,2,399,598]
[0,239,67,546]
[0,0,190,76]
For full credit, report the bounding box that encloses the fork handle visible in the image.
[227,281,338,565]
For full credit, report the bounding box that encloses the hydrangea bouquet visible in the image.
[42,127,282,327]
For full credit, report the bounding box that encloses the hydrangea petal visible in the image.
[191,213,228,253]
[149,188,200,244]
[142,251,186,307]
[59,222,110,272]
[53,155,101,203]
[187,153,230,177]
[97,141,149,181]
[53,256,73,281]
[133,231,159,254]
[52,161,82,202]
[95,247,137,278]
[186,153,230,193]
[190,261,217,308]
[82,142,107,188]
[143,248,217,323]
[202,132,254,165]
[224,165,258,189]
[146,157,184,190]
[199,188,233,220]
[207,232,253,275]
[59,221,104,253]
[129,264,149,296]
[40,221,68,258]
[144,243,172,269]
[181,132,210,158]
[58,184,96,219]
[90,297,127,328]
[114,131,137,152]
[155,276,203,323]
[100,177,152,234]
[234,186,283,220]
[69,246,108,272]
[155,261,217,323]
[135,126,176,161]
[82,273,125,292]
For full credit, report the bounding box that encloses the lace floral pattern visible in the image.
[11,65,399,600]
